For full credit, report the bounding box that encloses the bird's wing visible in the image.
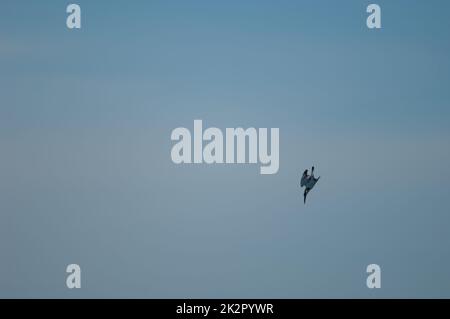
[306,177,320,189]
[300,175,308,187]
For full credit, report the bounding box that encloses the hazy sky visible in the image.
[1,0,450,298]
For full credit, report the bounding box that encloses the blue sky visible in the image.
[1,0,450,298]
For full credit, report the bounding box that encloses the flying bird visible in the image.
[300,166,320,204]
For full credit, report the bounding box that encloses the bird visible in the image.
[300,166,320,204]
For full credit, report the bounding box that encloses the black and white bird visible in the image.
[300,166,320,204]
